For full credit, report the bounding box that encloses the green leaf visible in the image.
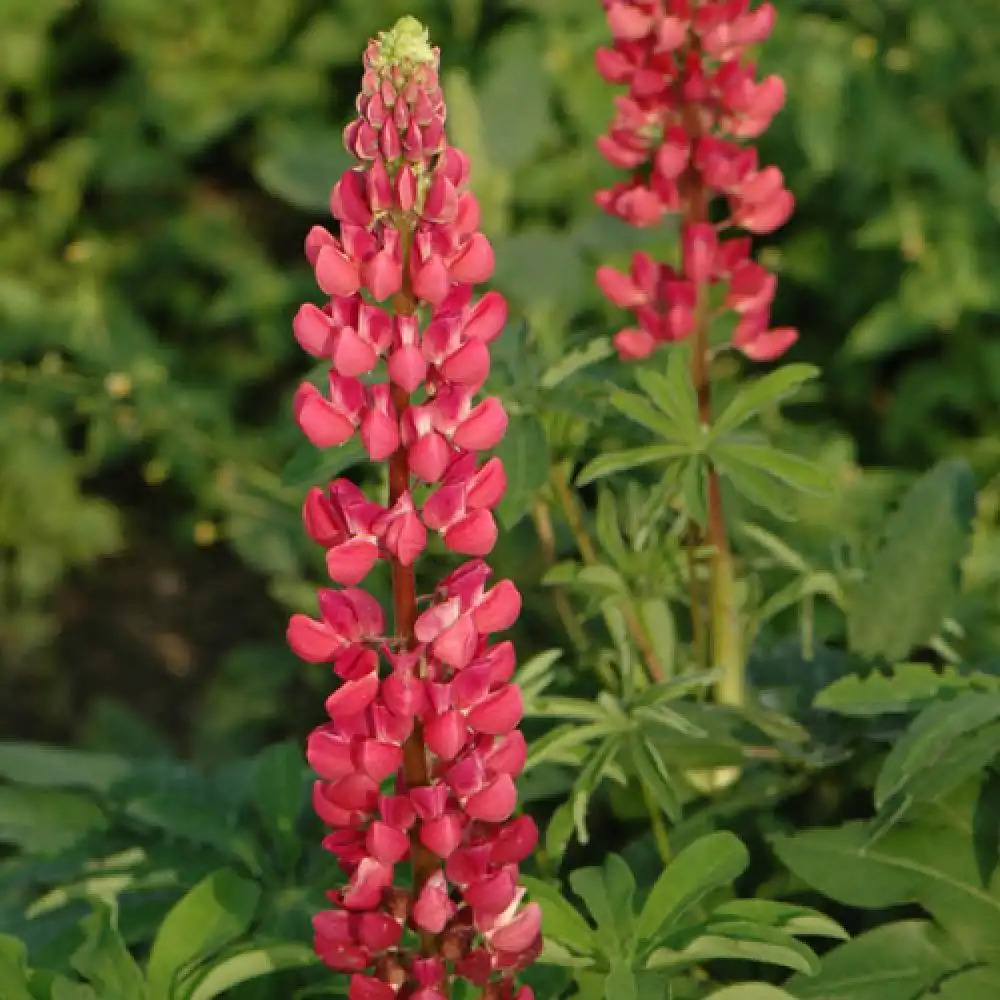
[571,736,621,844]
[974,769,1000,888]
[0,744,132,794]
[636,831,749,943]
[540,338,613,390]
[713,364,819,436]
[495,414,550,528]
[568,855,635,954]
[70,907,147,1000]
[147,869,261,1000]
[604,961,637,1000]
[787,920,959,999]
[252,741,305,854]
[848,460,977,662]
[253,122,352,213]
[712,899,847,940]
[636,599,675,678]
[610,389,690,442]
[0,787,107,854]
[576,445,688,486]
[521,877,597,956]
[928,965,1000,999]
[703,986,798,1000]
[714,442,832,495]
[0,934,33,1000]
[875,693,1000,810]
[635,347,700,440]
[187,943,317,1000]
[773,810,1000,959]
[647,922,819,976]
[280,438,366,488]
[814,663,979,716]
[629,732,681,821]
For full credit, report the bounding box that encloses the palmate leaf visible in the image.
[576,444,689,486]
[634,345,701,441]
[636,832,749,944]
[569,855,636,956]
[712,364,820,437]
[610,389,693,443]
[847,459,976,663]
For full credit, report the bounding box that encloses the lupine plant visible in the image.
[4,4,1000,1000]
[287,17,538,1000]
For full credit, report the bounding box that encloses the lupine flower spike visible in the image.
[288,17,539,1000]
[594,0,797,363]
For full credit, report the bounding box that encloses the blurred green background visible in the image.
[2,0,999,754]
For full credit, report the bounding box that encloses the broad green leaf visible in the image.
[848,460,976,662]
[147,869,261,999]
[814,663,981,716]
[712,900,847,940]
[0,744,131,794]
[252,741,305,854]
[569,855,635,953]
[187,943,317,1000]
[50,979,100,1000]
[787,921,959,999]
[0,787,107,854]
[928,965,1000,999]
[521,877,597,956]
[875,693,1000,810]
[604,961,637,1000]
[253,123,352,212]
[70,908,146,1000]
[280,438,366,488]
[974,770,1000,888]
[0,934,32,1000]
[610,389,690,442]
[636,831,749,943]
[773,811,1000,960]
[495,414,550,528]
[576,445,688,486]
[704,986,797,1000]
[713,364,819,436]
[647,922,819,976]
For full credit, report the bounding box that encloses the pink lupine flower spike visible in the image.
[287,17,538,1000]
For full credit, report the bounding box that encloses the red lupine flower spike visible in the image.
[288,16,539,999]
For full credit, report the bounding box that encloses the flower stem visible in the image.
[390,233,442,964]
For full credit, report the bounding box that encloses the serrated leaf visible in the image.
[147,869,261,999]
[636,831,749,943]
[576,445,688,486]
[814,663,979,717]
[848,460,976,662]
[713,365,819,436]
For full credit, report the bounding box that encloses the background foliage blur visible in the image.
[2,0,999,751]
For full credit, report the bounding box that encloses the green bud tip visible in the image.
[374,16,435,70]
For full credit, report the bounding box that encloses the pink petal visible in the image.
[326,538,379,585]
[424,710,468,761]
[441,339,491,387]
[412,254,451,305]
[467,685,523,735]
[357,910,402,952]
[325,673,379,720]
[387,343,428,393]
[315,245,361,298]
[433,615,479,670]
[360,406,400,462]
[420,812,465,858]
[355,739,403,783]
[488,902,542,953]
[449,233,494,284]
[408,433,452,483]
[443,510,498,557]
[472,580,522,634]
[489,815,539,864]
[465,774,517,822]
[348,974,396,1000]
[293,383,356,448]
[412,873,456,934]
[613,326,657,360]
[453,398,508,451]
[287,613,340,663]
[365,821,410,865]
[293,303,334,356]
[306,727,354,778]
[464,291,508,343]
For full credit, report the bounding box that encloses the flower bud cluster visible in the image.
[594,0,797,361]
[287,18,538,1000]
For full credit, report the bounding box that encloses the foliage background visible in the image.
[2,0,1000,995]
